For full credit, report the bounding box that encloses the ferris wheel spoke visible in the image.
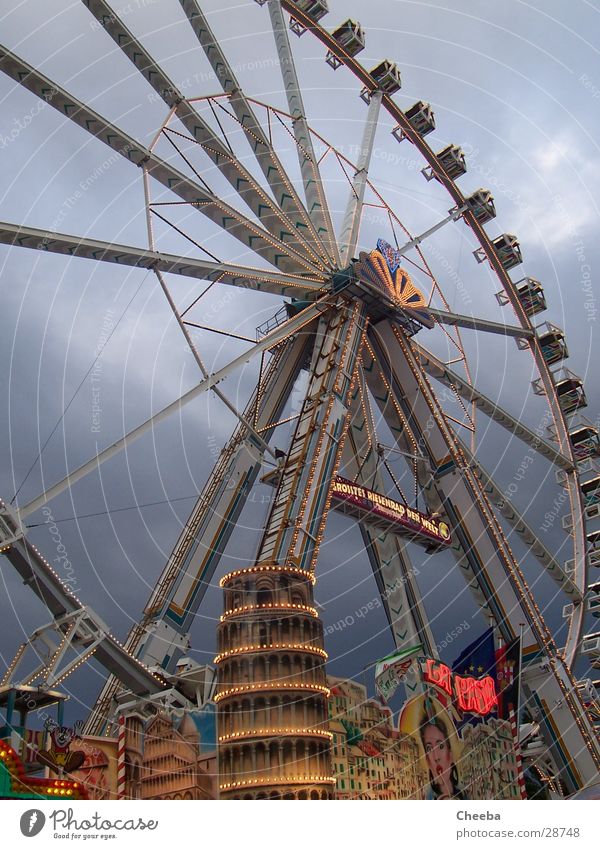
[0,221,326,298]
[79,0,326,269]
[414,342,573,471]
[16,296,333,521]
[428,308,533,339]
[265,0,339,265]
[338,90,383,265]
[178,0,332,265]
[0,47,322,275]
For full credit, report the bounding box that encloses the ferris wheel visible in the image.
[0,0,599,800]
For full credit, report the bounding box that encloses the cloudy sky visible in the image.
[0,0,599,725]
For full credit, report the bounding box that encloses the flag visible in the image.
[452,627,497,680]
[452,628,498,729]
[375,644,422,702]
[495,635,521,719]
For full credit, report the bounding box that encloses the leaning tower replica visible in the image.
[215,564,334,799]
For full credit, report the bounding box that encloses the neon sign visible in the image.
[331,476,451,546]
[422,658,498,717]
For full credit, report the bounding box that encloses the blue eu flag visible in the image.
[452,627,497,680]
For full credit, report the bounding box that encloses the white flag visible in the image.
[375,644,423,702]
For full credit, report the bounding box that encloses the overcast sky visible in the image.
[1,0,599,726]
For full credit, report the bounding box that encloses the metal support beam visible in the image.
[6,609,107,690]
[0,46,320,275]
[368,321,600,791]
[414,343,573,470]
[427,308,534,339]
[465,448,582,601]
[267,0,339,265]
[18,297,332,519]
[0,507,171,699]
[177,0,330,264]
[394,205,467,258]
[86,331,312,734]
[141,167,278,460]
[0,222,327,298]
[256,302,367,569]
[80,0,325,269]
[339,90,383,265]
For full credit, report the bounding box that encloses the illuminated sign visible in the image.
[422,658,498,717]
[331,476,451,546]
[352,239,435,329]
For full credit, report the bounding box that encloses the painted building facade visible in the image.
[328,677,426,799]
[460,717,521,800]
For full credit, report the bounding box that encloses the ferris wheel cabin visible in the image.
[589,581,600,619]
[582,626,600,668]
[553,368,588,415]
[492,233,523,270]
[535,322,569,366]
[368,60,402,94]
[512,277,547,316]
[392,100,436,140]
[392,102,435,143]
[436,144,467,180]
[286,0,329,35]
[581,476,600,508]
[465,188,497,224]
[570,425,600,461]
[326,20,365,68]
[586,529,600,569]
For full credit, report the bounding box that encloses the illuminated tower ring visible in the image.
[0,0,599,800]
[215,565,333,799]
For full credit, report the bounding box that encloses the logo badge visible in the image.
[20,810,46,837]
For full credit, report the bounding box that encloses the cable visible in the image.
[11,271,150,504]
[382,457,409,507]
[25,493,199,527]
